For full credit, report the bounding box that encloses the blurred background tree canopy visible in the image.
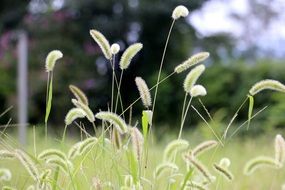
[0,0,285,133]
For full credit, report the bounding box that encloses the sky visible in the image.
[189,0,285,58]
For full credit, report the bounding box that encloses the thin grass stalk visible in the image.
[110,57,115,112]
[180,93,188,127]
[198,98,213,122]
[152,19,175,115]
[178,96,192,139]
[115,70,124,115]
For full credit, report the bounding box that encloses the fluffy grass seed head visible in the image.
[111,43,120,55]
[38,169,52,189]
[213,163,234,181]
[65,108,86,125]
[38,149,67,161]
[130,127,144,162]
[119,43,143,70]
[0,150,15,159]
[15,149,39,181]
[219,158,231,168]
[191,140,218,157]
[72,99,95,123]
[172,5,189,20]
[175,52,210,73]
[135,77,152,108]
[244,156,280,175]
[275,134,285,165]
[68,141,82,159]
[112,128,122,150]
[249,79,285,96]
[90,29,112,59]
[0,168,12,181]
[190,85,207,97]
[46,158,73,174]
[69,85,89,106]
[184,154,213,183]
[153,162,179,178]
[163,139,189,161]
[185,181,208,190]
[95,111,128,134]
[78,137,98,155]
[184,65,206,93]
[45,50,63,72]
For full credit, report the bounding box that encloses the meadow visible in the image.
[1,5,285,190]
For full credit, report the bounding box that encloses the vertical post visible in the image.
[17,31,28,145]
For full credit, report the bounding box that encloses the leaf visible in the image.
[247,95,254,130]
[142,110,152,140]
[45,76,53,123]
[127,150,139,184]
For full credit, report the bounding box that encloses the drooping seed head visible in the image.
[68,141,82,159]
[72,99,95,123]
[244,156,280,175]
[153,162,179,178]
[190,85,207,97]
[45,50,63,72]
[130,127,144,162]
[38,149,67,161]
[15,149,39,181]
[249,79,285,96]
[163,139,189,161]
[175,52,210,73]
[0,168,12,181]
[172,5,189,20]
[95,111,128,134]
[112,128,122,150]
[119,43,143,70]
[65,108,86,125]
[183,65,206,93]
[185,181,208,190]
[46,158,73,174]
[69,85,89,106]
[191,140,218,157]
[90,29,112,59]
[213,163,234,181]
[111,43,120,55]
[275,134,285,165]
[135,77,152,108]
[78,137,98,155]
[0,150,15,159]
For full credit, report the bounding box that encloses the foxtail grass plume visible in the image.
[69,85,89,106]
[163,139,189,161]
[219,158,231,168]
[244,156,280,175]
[249,79,285,96]
[275,134,285,165]
[185,181,208,190]
[184,154,213,182]
[38,149,67,161]
[183,65,206,93]
[153,162,179,178]
[172,5,189,20]
[45,50,63,72]
[213,163,234,181]
[119,43,143,70]
[111,43,120,55]
[175,52,210,73]
[130,127,144,162]
[191,140,218,157]
[0,169,12,181]
[72,99,95,123]
[0,150,14,159]
[78,137,98,155]
[15,149,39,181]
[112,128,122,149]
[190,85,207,97]
[95,111,128,134]
[68,141,82,159]
[65,108,86,125]
[90,29,112,59]
[46,158,73,174]
[135,77,152,108]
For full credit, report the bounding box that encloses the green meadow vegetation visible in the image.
[1,5,285,190]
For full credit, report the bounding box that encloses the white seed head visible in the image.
[175,52,210,73]
[90,29,112,59]
[183,65,206,93]
[190,85,207,97]
[249,79,285,96]
[275,134,285,165]
[172,5,189,20]
[65,108,86,125]
[219,158,231,168]
[111,43,120,55]
[0,168,12,181]
[135,77,152,108]
[45,50,63,72]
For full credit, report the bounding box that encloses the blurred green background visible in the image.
[1,0,285,134]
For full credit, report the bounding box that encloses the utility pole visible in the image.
[17,31,28,145]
